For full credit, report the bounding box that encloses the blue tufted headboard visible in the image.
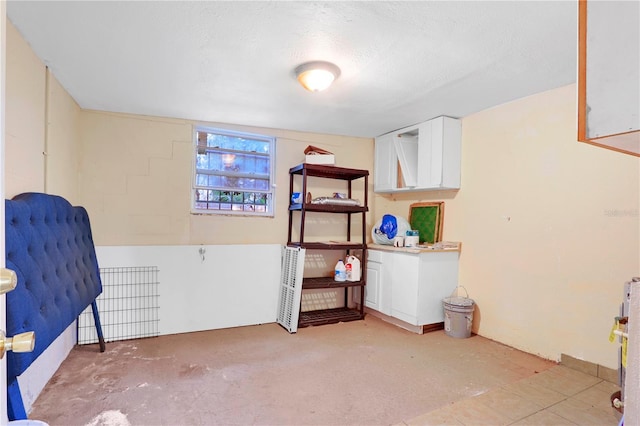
[5,192,104,419]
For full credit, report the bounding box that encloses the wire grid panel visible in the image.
[78,266,159,344]
[277,246,306,333]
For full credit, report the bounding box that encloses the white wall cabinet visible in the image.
[373,132,397,192]
[374,116,461,193]
[578,0,640,156]
[362,248,460,327]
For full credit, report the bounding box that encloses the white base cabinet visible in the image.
[363,255,382,311]
[357,248,460,327]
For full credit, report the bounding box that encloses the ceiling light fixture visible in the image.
[295,61,341,92]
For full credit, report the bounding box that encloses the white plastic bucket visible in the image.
[443,286,475,338]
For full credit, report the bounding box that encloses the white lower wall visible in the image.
[20,322,76,414]
[95,244,282,335]
[20,244,281,415]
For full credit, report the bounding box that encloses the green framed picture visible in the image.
[408,202,444,244]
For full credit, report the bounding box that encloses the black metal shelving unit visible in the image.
[287,163,368,327]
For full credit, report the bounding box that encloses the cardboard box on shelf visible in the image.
[304,145,335,165]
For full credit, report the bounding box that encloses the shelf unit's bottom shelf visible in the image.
[298,307,364,328]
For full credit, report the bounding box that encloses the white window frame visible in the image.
[191,125,276,217]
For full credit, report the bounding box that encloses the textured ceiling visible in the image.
[7,1,578,138]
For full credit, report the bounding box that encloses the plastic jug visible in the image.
[334,260,346,282]
[346,255,361,282]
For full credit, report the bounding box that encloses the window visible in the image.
[192,126,275,216]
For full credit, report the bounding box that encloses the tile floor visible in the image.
[402,364,623,426]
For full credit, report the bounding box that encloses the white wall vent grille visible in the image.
[277,246,305,333]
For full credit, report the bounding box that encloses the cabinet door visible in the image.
[378,251,393,316]
[415,251,460,325]
[365,250,392,315]
[390,254,420,325]
[363,261,381,310]
[393,130,419,187]
[374,132,397,192]
[416,116,461,189]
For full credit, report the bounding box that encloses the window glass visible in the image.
[193,127,275,216]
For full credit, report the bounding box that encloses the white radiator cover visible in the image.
[277,246,305,333]
[95,244,282,335]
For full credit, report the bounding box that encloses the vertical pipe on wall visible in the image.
[43,66,50,193]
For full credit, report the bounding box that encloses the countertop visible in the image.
[368,242,461,254]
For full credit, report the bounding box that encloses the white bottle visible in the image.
[334,260,346,282]
[346,255,361,282]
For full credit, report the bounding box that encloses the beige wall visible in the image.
[375,84,640,368]
[5,21,45,197]
[45,71,81,202]
[78,110,374,246]
[5,20,80,202]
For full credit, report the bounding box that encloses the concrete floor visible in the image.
[28,316,621,425]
